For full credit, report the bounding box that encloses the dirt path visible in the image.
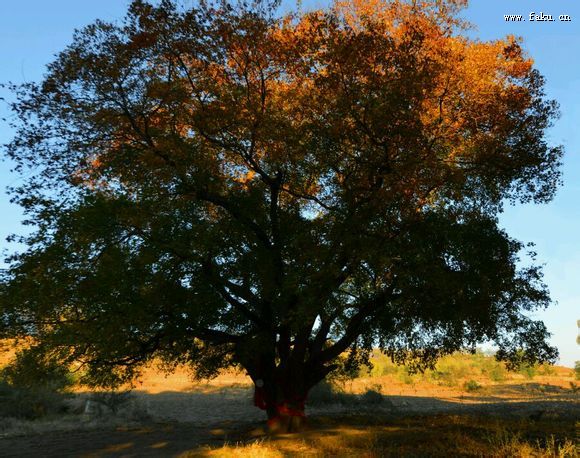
[1,395,578,458]
[0,421,255,458]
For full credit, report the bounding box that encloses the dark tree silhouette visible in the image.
[0,0,561,429]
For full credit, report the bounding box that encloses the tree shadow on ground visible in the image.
[0,388,578,457]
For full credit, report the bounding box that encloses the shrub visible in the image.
[537,364,555,376]
[89,390,133,415]
[398,370,417,385]
[0,349,76,392]
[308,380,355,406]
[0,348,75,419]
[360,387,383,405]
[488,365,507,382]
[472,354,507,383]
[368,354,399,377]
[519,364,537,380]
[427,355,475,387]
[0,380,69,419]
[429,370,457,387]
[463,380,481,392]
[574,361,580,380]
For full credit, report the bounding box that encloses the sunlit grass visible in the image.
[191,415,578,457]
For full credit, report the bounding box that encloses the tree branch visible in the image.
[200,257,268,328]
[312,289,395,364]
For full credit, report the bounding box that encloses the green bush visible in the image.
[368,354,400,377]
[463,380,481,392]
[574,361,580,381]
[379,364,400,377]
[489,365,507,382]
[537,364,555,376]
[1,349,76,392]
[429,369,456,387]
[360,386,383,404]
[308,380,353,406]
[0,380,70,419]
[0,348,75,419]
[477,357,507,382]
[352,351,566,386]
[518,363,537,380]
[398,370,417,385]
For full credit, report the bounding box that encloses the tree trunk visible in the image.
[264,397,306,433]
[252,369,309,433]
[241,338,333,433]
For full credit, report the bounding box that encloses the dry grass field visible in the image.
[0,344,578,457]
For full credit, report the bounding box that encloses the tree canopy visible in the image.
[0,0,562,424]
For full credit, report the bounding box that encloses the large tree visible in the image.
[0,0,562,427]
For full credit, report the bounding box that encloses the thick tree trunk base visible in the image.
[267,414,306,434]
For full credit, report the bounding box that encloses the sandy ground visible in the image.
[1,367,578,457]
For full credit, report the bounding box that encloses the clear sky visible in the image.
[0,1,578,367]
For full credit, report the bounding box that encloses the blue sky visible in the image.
[0,1,578,367]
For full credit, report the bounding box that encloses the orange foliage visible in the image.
[69,0,540,216]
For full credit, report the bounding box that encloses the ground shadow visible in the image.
[0,388,578,457]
